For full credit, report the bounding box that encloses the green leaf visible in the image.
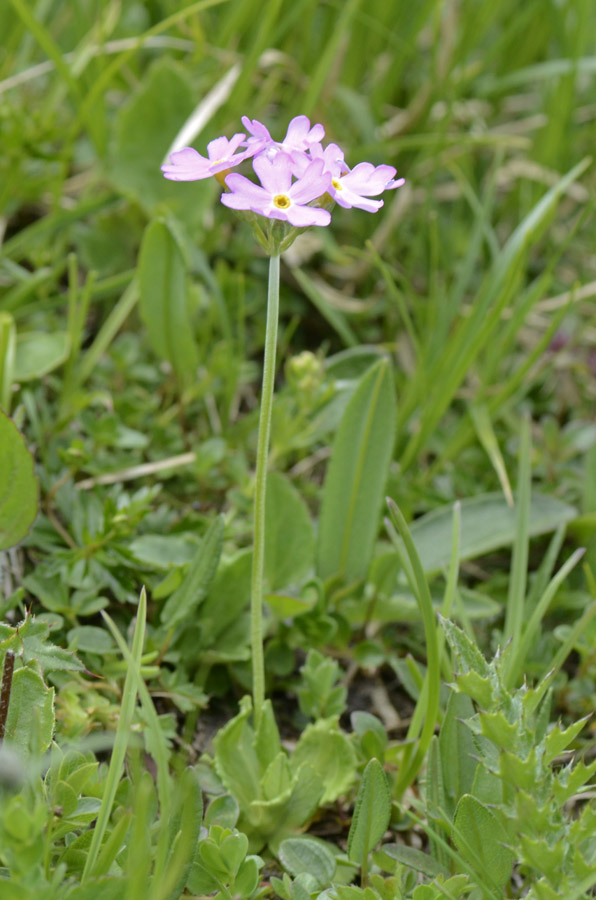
[232,855,262,898]
[4,665,55,755]
[200,548,252,643]
[138,217,199,384]
[129,534,199,569]
[261,752,293,801]
[13,331,70,381]
[0,411,38,550]
[262,762,324,853]
[469,403,513,506]
[161,768,204,900]
[377,843,444,878]
[297,649,346,720]
[543,717,590,765]
[411,874,471,900]
[453,794,514,887]
[279,837,336,887]
[410,493,576,575]
[67,625,116,655]
[64,878,128,900]
[439,616,490,677]
[316,359,397,583]
[347,758,391,865]
[109,58,202,220]
[220,831,249,875]
[0,311,16,412]
[478,710,520,752]
[265,591,317,619]
[2,616,84,673]
[55,779,78,817]
[255,699,282,772]
[291,718,357,804]
[213,696,261,812]
[161,516,224,627]
[351,712,387,761]
[265,472,315,590]
[425,737,449,872]
[199,839,228,877]
[186,861,219,896]
[205,794,240,829]
[438,691,477,819]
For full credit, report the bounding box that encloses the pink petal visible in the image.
[283,115,310,145]
[207,136,231,161]
[287,150,312,177]
[289,159,331,204]
[342,162,397,196]
[227,132,247,154]
[161,147,212,181]
[224,173,270,205]
[386,176,406,190]
[241,117,272,142]
[253,153,293,194]
[220,192,254,211]
[322,143,348,175]
[333,184,384,212]
[285,204,331,227]
[282,116,326,151]
[308,123,325,143]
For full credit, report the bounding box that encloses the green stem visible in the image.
[251,254,280,728]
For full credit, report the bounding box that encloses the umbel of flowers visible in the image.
[162,115,404,252]
[161,115,403,727]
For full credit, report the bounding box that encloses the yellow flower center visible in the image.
[332,178,342,190]
[273,194,291,209]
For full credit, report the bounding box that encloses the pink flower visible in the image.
[298,143,404,212]
[322,149,404,212]
[160,113,405,233]
[161,133,253,181]
[222,153,332,227]
[330,163,404,212]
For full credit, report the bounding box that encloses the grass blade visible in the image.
[82,587,147,882]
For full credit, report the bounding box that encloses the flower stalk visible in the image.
[251,253,280,728]
[162,113,403,726]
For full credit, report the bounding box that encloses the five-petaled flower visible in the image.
[161,114,403,230]
[161,133,253,181]
[222,154,332,228]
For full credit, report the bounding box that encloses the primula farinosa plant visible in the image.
[162,115,403,728]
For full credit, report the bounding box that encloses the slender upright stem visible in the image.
[251,254,280,728]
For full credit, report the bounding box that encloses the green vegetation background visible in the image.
[2,1,596,896]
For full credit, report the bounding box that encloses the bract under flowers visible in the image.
[161,114,403,228]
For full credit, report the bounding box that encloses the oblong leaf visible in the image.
[410,492,576,575]
[316,359,396,583]
[0,411,38,550]
[4,666,55,755]
[279,836,336,887]
[265,472,314,590]
[14,331,70,381]
[453,794,514,888]
[138,217,199,383]
[160,516,224,627]
[347,758,391,865]
[378,843,444,878]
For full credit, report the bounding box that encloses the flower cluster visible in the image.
[162,115,404,231]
